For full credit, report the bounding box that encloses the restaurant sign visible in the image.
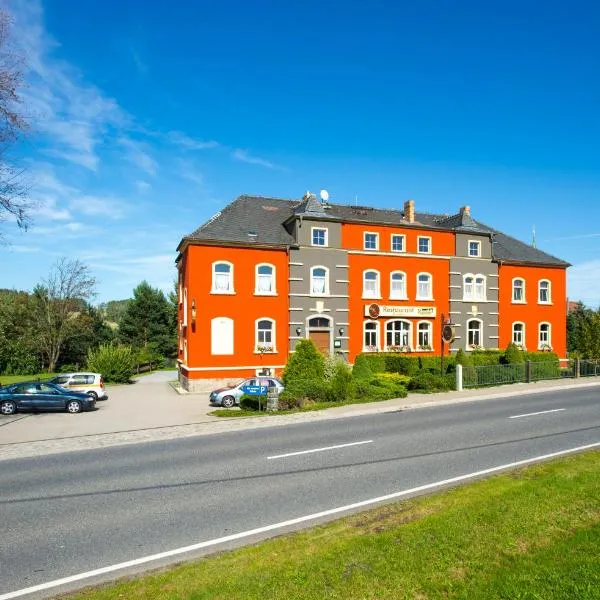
[365,304,437,318]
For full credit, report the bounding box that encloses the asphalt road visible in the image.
[1,387,599,599]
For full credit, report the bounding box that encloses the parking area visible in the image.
[0,378,219,446]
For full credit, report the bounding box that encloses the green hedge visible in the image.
[359,353,456,375]
[239,394,267,411]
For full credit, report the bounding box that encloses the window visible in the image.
[468,240,481,257]
[390,271,407,299]
[474,276,486,301]
[417,321,432,349]
[255,264,276,294]
[386,320,411,349]
[255,319,275,352]
[418,236,431,254]
[363,270,380,298]
[183,288,188,326]
[364,232,379,250]
[513,278,525,303]
[416,273,432,300]
[391,234,405,252]
[363,321,379,351]
[464,275,474,300]
[539,323,551,349]
[310,266,329,295]
[463,273,486,301]
[467,320,482,349]
[539,280,551,304]
[308,316,330,328]
[178,273,182,304]
[212,262,234,293]
[311,227,328,247]
[211,317,233,355]
[512,322,525,347]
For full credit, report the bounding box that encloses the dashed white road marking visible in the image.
[267,440,373,460]
[2,441,599,600]
[509,408,566,419]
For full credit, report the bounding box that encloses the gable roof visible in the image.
[179,194,569,267]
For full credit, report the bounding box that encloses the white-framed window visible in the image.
[512,278,525,303]
[211,261,234,293]
[467,319,483,349]
[178,272,183,304]
[362,270,381,298]
[391,234,405,252]
[390,271,407,299]
[468,240,481,257]
[183,288,188,326]
[539,322,552,349]
[512,322,525,347]
[385,320,412,350]
[538,280,551,304]
[310,266,329,296]
[417,236,431,254]
[255,318,276,352]
[311,227,328,247]
[255,263,276,295]
[464,275,474,300]
[363,232,379,250]
[474,275,486,301]
[417,321,432,350]
[183,339,188,362]
[416,272,433,300]
[463,273,486,301]
[211,317,234,355]
[363,321,379,352]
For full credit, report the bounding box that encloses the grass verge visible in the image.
[0,373,57,385]
[68,450,600,600]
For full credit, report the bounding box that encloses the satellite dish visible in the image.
[320,189,329,202]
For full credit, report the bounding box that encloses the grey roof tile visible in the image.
[182,195,569,266]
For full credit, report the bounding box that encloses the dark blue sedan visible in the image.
[0,381,96,415]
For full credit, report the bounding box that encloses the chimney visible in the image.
[404,199,415,223]
[460,205,471,217]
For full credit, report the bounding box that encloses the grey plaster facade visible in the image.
[449,233,499,352]
[288,219,350,355]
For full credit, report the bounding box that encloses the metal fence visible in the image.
[461,360,579,389]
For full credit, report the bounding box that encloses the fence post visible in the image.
[526,360,532,383]
[575,358,580,378]
[456,364,463,392]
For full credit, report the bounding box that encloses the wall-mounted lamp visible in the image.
[191,299,197,331]
[338,327,344,336]
[296,327,302,336]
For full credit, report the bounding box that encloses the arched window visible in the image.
[539,280,551,304]
[310,266,329,296]
[385,320,411,349]
[363,321,379,351]
[463,274,486,301]
[463,275,474,300]
[363,270,380,298]
[539,322,552,349]
[183,288,188,326]
[417,321,432,350]
[390,271,407,299]
[211,317,234,355]
[512,322,525,347]
[474,275,486,301]
[416,273,432,300]
[467,319,482,349]
[255,318,275,352]
[308,316,331,329]
[212,261,234,293]
[513,278,525,303]
[255,264,276,294]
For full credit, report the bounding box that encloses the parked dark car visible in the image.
[0,381,96,415]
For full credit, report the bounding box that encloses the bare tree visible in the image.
[0,8,32,236]
[32,259,97,372]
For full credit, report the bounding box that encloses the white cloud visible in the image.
[10,245,40,253]
[69,195,125,219]
[167,131,219,150]
[118,137,157,176]
[568,260,600,307]
[135,180,152,193]
[178,159,204,187]
[232,148,285,170]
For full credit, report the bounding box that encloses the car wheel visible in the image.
[66,400,82,414]
[221,395,235,408]
[87,391,98,401]
[0,400,17,416]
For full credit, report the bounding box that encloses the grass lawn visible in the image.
[0,373,57,385]
[68,450,600,600]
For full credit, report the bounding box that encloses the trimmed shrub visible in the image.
[282,340,325,387]
[470,350,503,366]
[502,343,526,364]
[524,351,560,363]
[330,360,353,402]
[87,343,134,383]
[352,354,373,381]
[239,394,267,411]
[455,348,472,367]
[408,372,455,393]
[384,354,421,376]
[279,380,332,408]
[360,353,386,374]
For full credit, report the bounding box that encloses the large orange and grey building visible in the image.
[176,194,568,391]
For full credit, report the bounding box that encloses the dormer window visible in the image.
[468,240,481,257]
[311,227,328,247]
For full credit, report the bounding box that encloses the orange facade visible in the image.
[498,264,567,357]
[179,245,289,379]
[343,223,453,362]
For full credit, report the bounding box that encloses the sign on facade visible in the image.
[364,304,437,318]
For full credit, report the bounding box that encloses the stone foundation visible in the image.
[178,371,246,394]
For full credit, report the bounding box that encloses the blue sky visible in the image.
[2,0,600,304]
